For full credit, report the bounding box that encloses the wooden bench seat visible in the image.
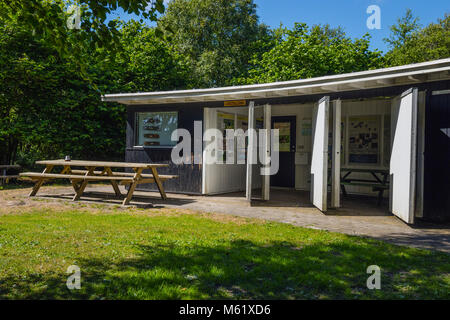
[20,172,134,182]
[341,181,382,188]
[0,175,20,179]
[69,170,178,180]
[372,185,389,190]
[0,165,21,185]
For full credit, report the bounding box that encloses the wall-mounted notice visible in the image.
[348,115,380,164]
[137,111,178,147]
[295,152,309,165]
[301,118,312,136]
[273,121,291,152]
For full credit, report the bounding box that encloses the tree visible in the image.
[0,17,187,166]
[111,20,189,93]
[238,23,385,84]
[384,9,421,49]
[0,0,167,79]
[158,0,271,87]
[385,11,450,66]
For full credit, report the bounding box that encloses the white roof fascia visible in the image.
[102,59,450,105]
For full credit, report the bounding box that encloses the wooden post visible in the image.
[123,167,144,205]
[331,99,341,208]
[73,166,95,201]
[105,167,122,197]
[29,165,54,197]
[246,101,255,201]
[262,103,271,201]
[151,167,167,200]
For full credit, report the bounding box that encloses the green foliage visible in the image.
[0,17,187,167]
[0,1,449,168]
[0,1,166,67]
[385,11,450,66]
[158,0,271,87]
[238,23,385,84]
[384,9,421,50]
[112,21,189,92]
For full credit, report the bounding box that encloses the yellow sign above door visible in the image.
[224,100,246,107]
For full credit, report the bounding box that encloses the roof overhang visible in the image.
[102,58,450,105]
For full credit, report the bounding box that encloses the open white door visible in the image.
[246,101,256,201]
[261,104,271,201]
[310,96,330,212]
[331,99,341,208]
[390,88,418,224]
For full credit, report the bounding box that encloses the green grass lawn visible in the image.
[0,208,448,300]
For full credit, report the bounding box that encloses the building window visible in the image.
[135,111,178,147]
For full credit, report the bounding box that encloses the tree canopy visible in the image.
[0,1,449,167]
[385,10,450,66]
[158,0,271,87]
[236,23,385,84]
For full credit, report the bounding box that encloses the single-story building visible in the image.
[102,58,450,224]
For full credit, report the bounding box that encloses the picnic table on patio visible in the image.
[340,167,390,206]
[19,160,177,206]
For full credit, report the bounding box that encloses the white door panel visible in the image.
[311,97,330,212]
[390,88,418,224]
[246,101,255,201]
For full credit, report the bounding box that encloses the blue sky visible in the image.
[111,0,450,53]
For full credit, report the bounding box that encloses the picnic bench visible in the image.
[0,165,21,185]
[19,160,178,206]
[340,168,389,206]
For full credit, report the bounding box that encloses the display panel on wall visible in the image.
[348,115,380,164]
[217,112,235,163]
[136,112,178,147]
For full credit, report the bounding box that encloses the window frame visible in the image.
[134,111,179,149]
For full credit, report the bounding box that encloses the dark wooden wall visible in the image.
[126,105,203,194]
[424,86,450,222]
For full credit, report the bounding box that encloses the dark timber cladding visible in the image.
[126,105,203,194]
[424,89,450,222]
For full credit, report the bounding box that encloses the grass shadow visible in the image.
[1,238,448,300]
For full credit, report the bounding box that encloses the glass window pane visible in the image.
[136,111,178,147]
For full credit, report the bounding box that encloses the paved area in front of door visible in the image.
[5,185,449,253]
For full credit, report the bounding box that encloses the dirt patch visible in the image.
[0,185,261,226]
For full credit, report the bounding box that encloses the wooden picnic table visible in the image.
[20,160,177,206]
[340,167,390,206]
[0,164,21,185]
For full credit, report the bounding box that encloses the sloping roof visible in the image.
[102,58,450,105]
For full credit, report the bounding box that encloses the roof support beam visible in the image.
[408,74,427,82]
[376,78,395,85]
[294,87,313,94]
[184,96,205,102]
[346,82,366,89]
[250,92,266,98]
[271,90,289,97]
[321,85,339,92]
